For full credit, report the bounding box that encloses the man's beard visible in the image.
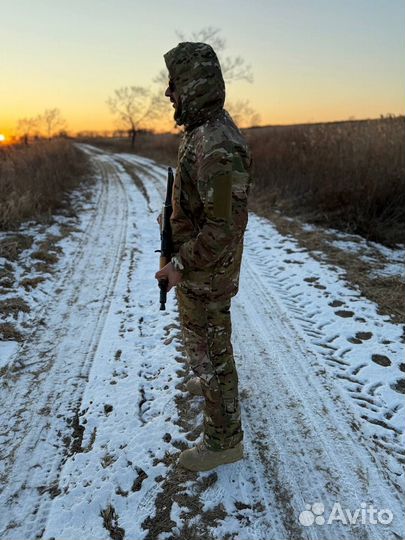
[174,98,182,124]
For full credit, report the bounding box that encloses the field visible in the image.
[0,139,90,229]
[85,116,405,246]
[246,116,405,246]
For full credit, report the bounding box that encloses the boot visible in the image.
[178,441,244,472]
[185,376,203,396]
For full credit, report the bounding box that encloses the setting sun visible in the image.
[0,134,6,142]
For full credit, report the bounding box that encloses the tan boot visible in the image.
[185,376,203,396]
[178,441,244,472]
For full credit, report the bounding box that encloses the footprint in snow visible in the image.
[335,310,354,318]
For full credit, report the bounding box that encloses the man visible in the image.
[155,41,252,472]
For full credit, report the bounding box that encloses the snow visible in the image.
[328,233,405,280]
[331,239,365,252]
[295,219,405,282]
[0,145,403,540]
[244,215,404,441]
[0,340,18,369]
[370,261,404,278]
[0,179,99,368]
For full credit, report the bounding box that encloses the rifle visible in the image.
[157,167,174,310]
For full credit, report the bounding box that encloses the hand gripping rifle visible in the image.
[156,167,174,310]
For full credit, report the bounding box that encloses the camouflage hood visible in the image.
[164,42,225,130]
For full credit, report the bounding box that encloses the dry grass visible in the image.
[84,132,179,167]
[246,117,405,246]
[0,139,91,229]
[0,297,31,319]
[0,235,34,260]
[20,276,46,290]
[87,117,405,247]
[0,322,23,341]
[100,505,125,540]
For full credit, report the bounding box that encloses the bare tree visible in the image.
[226,100,261,128]
[175,26,253,84]
[107,86,162,147]
[40,108,67,139]
[16,116,40,145]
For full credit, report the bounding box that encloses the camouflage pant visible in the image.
[176,285,243,451]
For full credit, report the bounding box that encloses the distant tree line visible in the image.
[16,108,67,145]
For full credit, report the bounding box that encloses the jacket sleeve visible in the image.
[175,145,250,273]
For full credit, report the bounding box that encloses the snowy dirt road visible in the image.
[0,145,403,540]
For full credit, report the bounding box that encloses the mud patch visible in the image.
[356,331,373,341]
[329,300,345,308]
[371,354,391,367]
[104,404,113,415]
[391,379,405,395]
[37,482,62,499]
[142,467,223,540]
[131,467,148,492]
[100,504,125,540]
[101,453,117,468]
[67,406,96,455]
[335,310,354,318]
[67,409,85,455]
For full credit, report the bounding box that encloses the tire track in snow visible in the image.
[0,157,130,539]
[231,257,403,539]
[244,221,405,475]
[41,149,186,540]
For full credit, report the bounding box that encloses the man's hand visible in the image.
[157,213,162,226]
[155,262,182,292]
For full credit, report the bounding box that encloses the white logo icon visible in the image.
[299,503,325,526]
[299,502,393,526]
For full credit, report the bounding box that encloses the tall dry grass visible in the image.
[246,117,405,245]
[0,139,90,229]
[80,117,405,246]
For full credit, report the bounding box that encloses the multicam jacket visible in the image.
[164,42,253,299]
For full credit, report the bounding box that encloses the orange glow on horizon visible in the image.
[2,105,405,141]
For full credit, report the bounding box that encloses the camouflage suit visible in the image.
[164,42,252,451]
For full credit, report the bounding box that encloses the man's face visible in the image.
[165,79,180,118]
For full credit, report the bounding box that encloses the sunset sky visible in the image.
[1,0,404,137]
